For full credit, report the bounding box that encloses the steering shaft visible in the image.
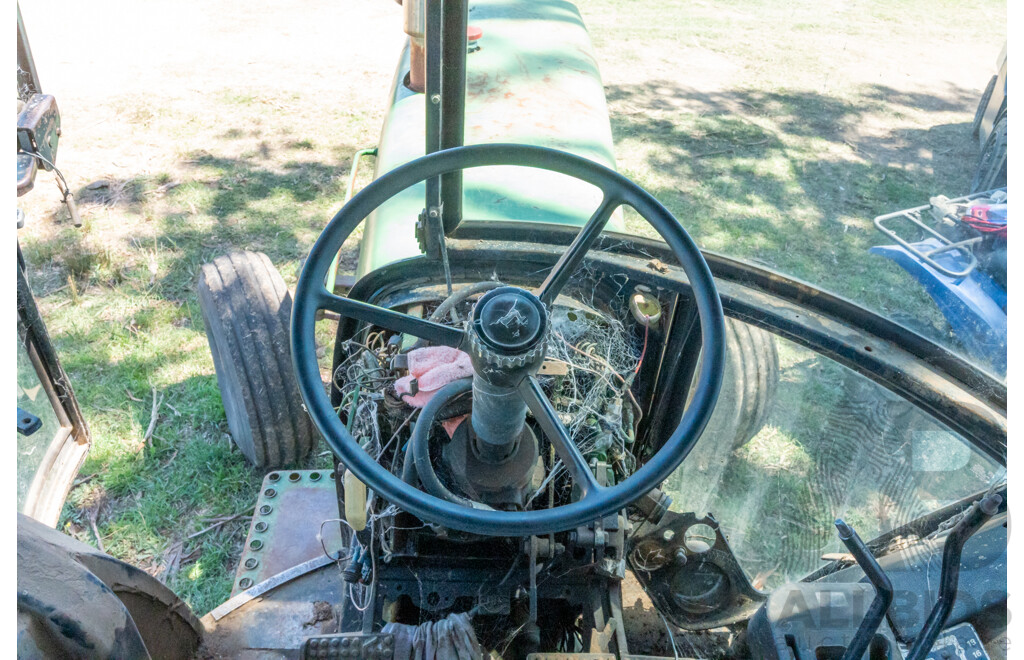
[465,286,549,462]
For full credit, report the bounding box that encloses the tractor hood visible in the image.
[357,0,624,276]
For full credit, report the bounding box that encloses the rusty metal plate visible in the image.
[201,562,351,656]
[232,469,346,595]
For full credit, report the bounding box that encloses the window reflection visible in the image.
[17,340,63,507]
[664,327,1004,590]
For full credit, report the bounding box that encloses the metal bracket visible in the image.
[415,205,454,295]
[18,407,42,436]
[627,511,766,630]
[17,93,60,167]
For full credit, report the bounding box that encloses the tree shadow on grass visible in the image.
[605,79,981,337]
[27,128,366,302]
[54,301,331,613]
[115,146,360,301]
[22,131,358,612]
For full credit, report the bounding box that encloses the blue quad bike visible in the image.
[871,189,1007,375]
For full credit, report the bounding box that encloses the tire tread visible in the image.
[197,251,316,467]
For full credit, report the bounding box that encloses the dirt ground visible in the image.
[21,1,403,188]
[23,1,1002,194]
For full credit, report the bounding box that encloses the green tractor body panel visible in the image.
[356,0,624,276]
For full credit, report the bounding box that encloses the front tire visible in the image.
[198,251,316,468]
[720,319,780,448]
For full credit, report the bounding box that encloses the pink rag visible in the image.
[395,346,474,436]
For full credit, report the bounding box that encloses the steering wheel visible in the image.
[292,144,725,536]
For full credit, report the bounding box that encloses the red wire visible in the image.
[635,324,649,374]
[964,223,1007,235]
[961,213,1007,234]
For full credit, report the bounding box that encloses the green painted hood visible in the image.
[357,0,623,276]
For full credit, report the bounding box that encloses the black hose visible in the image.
[402,378,492,510]
[437,395,473,421]
[408,281,505,352]
[399,387,472,486]
[905,493,1002,660]
[835,519,893,660]
[428,280,503,322]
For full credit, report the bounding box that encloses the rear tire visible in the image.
[18,514,202,660]
[720,319,780,448]
[687,318,780,450]
[198,251,316,468]
[971,114,1007,194]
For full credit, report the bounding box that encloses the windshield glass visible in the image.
[17,338,62,507]
[663,321,1005,591]
[616,195,1005,381]
[581,1,1008,380]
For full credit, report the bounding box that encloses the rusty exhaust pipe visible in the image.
[403,0,426,92]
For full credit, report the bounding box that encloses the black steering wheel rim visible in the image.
[292,144,725,536]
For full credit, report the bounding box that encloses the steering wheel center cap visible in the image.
[472,287,547,354]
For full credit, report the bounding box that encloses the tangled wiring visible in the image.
[328,282,645,518]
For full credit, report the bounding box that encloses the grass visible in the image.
[17,0,1004,614]
[19,87,374,614]
[585,0,1005,347]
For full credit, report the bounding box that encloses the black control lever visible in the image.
[834,519,894,660]
[905,493,1002,660]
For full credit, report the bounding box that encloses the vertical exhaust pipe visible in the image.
[403,0,426,93]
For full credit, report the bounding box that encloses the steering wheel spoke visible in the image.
[537,194,621,306]
[519,376,602,498]
[318,291,466,348]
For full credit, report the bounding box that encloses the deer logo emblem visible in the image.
[494,301,529,338]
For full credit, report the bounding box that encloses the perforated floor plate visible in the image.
[232,469,345,595]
